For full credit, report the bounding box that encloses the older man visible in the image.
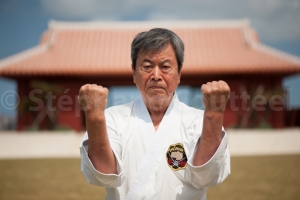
[79,28,230,200]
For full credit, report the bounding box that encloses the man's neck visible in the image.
[144,95,173,131]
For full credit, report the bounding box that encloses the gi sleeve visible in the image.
[79,109,125,188]
[185,129,231,188]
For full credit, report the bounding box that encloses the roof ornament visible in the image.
[47,28,56,49]
[242,20,256,48]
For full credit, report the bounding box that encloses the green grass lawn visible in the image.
[207,155,300,200]
[0,155,300,200]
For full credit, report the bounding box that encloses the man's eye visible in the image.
[161,66,171,71]
[142,65,152,71]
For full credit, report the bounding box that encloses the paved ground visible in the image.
[0,128,299,159]
[227,128,300,156]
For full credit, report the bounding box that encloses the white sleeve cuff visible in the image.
[187,131,227,169]
[185,132,230,188]
[80,139,124,187]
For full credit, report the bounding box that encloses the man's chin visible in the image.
[145,94,170,103]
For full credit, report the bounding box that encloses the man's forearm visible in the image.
[192,110,223,166]
[86,113,118,174]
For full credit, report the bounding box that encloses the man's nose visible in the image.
[151,66,162,81]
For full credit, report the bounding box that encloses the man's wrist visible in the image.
[85,110,106,122]
[204,109,224,120]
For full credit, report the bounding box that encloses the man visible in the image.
[78,28,230,200]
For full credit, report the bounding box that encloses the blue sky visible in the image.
[0,0,300,117]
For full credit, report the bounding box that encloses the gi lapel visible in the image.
[126,94,181,200]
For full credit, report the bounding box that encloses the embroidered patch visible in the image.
[166,143,188,171]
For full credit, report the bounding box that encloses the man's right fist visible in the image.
[78,84,109,114]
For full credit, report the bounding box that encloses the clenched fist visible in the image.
[78,84,109,116]
[201,80,230,112]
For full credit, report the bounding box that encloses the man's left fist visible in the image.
[201,80,230,112]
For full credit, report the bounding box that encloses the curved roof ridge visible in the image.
[48,18,250,30]
[253,43,300,65]
[0,45,48,70]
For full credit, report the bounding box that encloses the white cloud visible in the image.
[40,0,300,42]
[41,0,100,18]
[40,0,126,20]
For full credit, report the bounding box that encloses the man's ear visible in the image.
[132,64,136,83]
[177,72,181,84]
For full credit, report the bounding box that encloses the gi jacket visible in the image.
[80,93,230,200]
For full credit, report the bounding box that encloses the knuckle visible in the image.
[212,86,218,92]
[79,85,88,95]
[203,86,210,93]
[103,88,109,95]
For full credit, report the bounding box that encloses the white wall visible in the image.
[0,129,299,159]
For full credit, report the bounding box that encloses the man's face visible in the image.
[133,44,181,105]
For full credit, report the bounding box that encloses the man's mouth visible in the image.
[149,86,163,89]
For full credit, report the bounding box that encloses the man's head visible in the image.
[131,28,184,109]
[131,28,184,73]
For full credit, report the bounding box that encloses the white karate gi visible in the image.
[80,93,230,200]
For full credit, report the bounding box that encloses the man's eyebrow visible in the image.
[160,59,171,64]
[141,58,171,64]
[142,58,153,64]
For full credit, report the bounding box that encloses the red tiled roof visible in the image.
[0,20,300,77]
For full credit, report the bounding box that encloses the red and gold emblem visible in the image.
[166,143,188,171]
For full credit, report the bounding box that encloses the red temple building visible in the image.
[0,19,300,131]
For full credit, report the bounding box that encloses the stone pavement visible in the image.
[0,129,299,159]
